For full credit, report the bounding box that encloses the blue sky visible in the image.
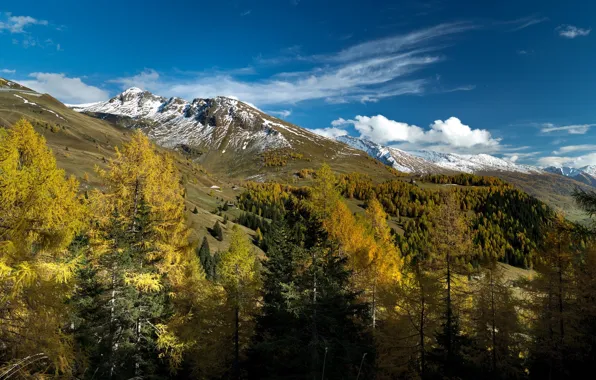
[1,0,595,167]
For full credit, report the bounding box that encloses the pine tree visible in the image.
[197,236,215,280]
[248,219,373,379]
[212,220,224,241]
[192,206,198,214]
[0,119,84,375]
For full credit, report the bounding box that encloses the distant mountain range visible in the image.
[544,165,596,187]
[68,87,596,190]
[336,135,542,175]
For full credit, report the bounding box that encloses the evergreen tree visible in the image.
[212,220,224,241]
[197,236,215,280]
[247,219,373,379]
[192,206,198,214]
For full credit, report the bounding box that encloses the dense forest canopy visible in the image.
[1,119,596,379]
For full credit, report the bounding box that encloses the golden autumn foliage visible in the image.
[86,130,210,368]
[310,165,404,329]
[0,119,85,373]
[89,130,193,287]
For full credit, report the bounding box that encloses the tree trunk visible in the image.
[311,249,319,380]
[446,251,452,368]
[419,271,426,377]
[490,269,497,373]
[234,264,240,380]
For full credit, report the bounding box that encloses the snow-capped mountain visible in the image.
[336,135,447,174]
[581,165,596,177]
[337,135,543,175]
[70,87,332,154]
[544,166,596,187]
[411,150,543,174]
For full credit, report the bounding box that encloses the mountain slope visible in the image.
[544,166,596,187]
[334,135,593,223]
[70,88,397,179]
[336,135,449,174]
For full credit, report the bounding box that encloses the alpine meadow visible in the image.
[2,1,596,379]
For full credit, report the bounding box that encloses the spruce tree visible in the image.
[247,220,373,380]
[197,236,215,280]
[212,220,224,241]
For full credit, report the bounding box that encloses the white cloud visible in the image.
[553,144,596,155]
[240,10,251,16]
[557,25,591,39]
[426,117,500,148]
[106,23,474,106]
[322,115,500,152]
[309,127,348,139]
[268,109,292,118]
[541,123,594,134]
[0,13,48,33]
[0,69,15,74]
[538,153,596,168]
[17,72,109,103]
[332,115,425,145]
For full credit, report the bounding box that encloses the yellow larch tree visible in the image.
[0,119,84,375]
[217,224,261,378]
[83,130,208,376]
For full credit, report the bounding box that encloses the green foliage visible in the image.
[212,220,223,241]
[336,172,553,267]
[248,219,374,379]
[197,236,219,281]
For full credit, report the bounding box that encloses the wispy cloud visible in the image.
[240,10,251,17]
[553,144,596,155]
[108,23,474,106]
[541,123,595,134]
[556,25,591,39]
[0,12,48,33]
[505,15,549,32]
[440,84,476,93]
[0,69,15,74]
[268,109,292,118]
[320,22,475,63]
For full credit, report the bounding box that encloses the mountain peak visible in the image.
[121,87,145,95]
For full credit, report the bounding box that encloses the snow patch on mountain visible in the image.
[70,88,299,153]
[412,150,542,174]
[336,135,544,175]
